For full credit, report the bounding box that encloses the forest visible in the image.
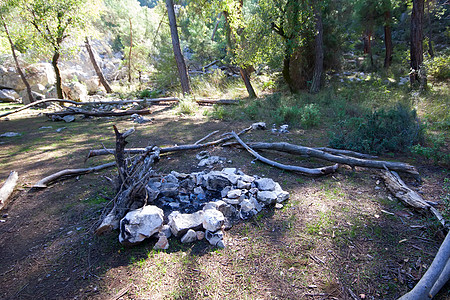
[0,0,449,299]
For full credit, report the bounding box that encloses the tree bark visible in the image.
[239,67,257,98]
[166,0,191,95]
[1,18,34,103]
[410,0,425,84]
[0,171,18,211]
[426,0,434,58]
[46,108,153,118]
[128,18,133,83]
[383,10,393,68]
[52,51,64,99]
[310,5,323,94]
[85,37,112,93]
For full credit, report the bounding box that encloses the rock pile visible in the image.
[118,167,289,249]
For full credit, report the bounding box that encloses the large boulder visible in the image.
[0,89,19,102]
[202,209,224,232]
[0,63,55,93]
[19,90,44,105]
[119,205,164,245]
[62,82,87,101]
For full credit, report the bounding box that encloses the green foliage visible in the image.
[299,103,321,128]
[441,178,450,220]
[410,133,450,166]
[177,98,198,115]
[329,104,424,154]
[425,53,450,80]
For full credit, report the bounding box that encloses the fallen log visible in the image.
[229,142,418,176]
[33,162,116,188]
[0,171,18,210]
[231,132,338,176]
[0,98,81,119]
[399,231,450,299]
[380,169,448,229]
[45,107,153,118]
[195,99,239,105]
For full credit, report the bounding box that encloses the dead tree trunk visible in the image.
[128,18,133,83]
[383,10,393,68]
[166,0,191,95]
[239,67,257,98]
[85,37,113,93]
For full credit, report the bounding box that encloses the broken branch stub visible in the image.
[0,171,19,210]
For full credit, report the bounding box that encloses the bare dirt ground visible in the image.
[0,104,449,300]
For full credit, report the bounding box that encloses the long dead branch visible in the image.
[231,132,338,176]
[0,171,18,210]
[33,162,116,188]
[232,142,418,176]
[86,126,254,159]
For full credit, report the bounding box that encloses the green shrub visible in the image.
[410,133,450,165]
[138,89,160,99]
[425,54,450,80]
[177,98,198,115]
[300,103,321,128]
[329,104,424,154]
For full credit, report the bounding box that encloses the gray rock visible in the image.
[0,89,18,102]
[257,190,278,205]
[196,231,205,240]
[205,230,225,248]
[56,127,66,133]
[198,156,225,167]
[254,178,276,191]
[221,168,237,175]
[217,203,237,218]
[62,115,76,123]
[222,198,240,205]
[119,206,164,245]
[273,183,289,203]
[153,234,169,250]
[20,90,44,105]
[227,189,242,199]
[237,180,251,189]
[160,182,179,197]
[204,171,231,191]
[0,132,21,137]
[202,209,225,232]
[145,186,160,203]
[62,82,87,102]
[193,186,205,195]
[251,122,266,130]
[163,174,179,183]
[196,150,210,160]
[181,229,198,243]
[169,211,204,237]
[160,224,172,238]
[239,199,257,220]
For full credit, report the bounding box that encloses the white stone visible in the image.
[0,89,18,102]
[221,168,237,175]
[237,180,251,189]
[202,209,225,232]
[227,189,242,199]
[62,82,87,102]
[255,178,276,191]
[119,206,164,245]
[181,229,198,243]
[257,190,278,205]
[169,211,204,237]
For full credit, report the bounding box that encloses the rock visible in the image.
[237,180,251,189]
[202,209,225,232]
[204,171,231,191]
[227,189,242,199]
[0,63,55,92]
[0,132,21,137]
[221,168,237,175]
[196,150,210,160]
[198,156,225,167]
[160,182,179,197]
[205,230,225,248]
[222,198,240,205]
[20,90,44,105]
[239,199,257,220]
[56,127,66,133]
[169,211,204,237]
[163,173,179,183]
[153,234,169,250]
[256,190,278,205]
[0,89,19,102]
[193,186,204,195]
[62,115,76,123]
[119,206,164,245]
[254,178,276,191]
[196,231,205,240]
[275,203,284,209]
[84,77,101,94]
[251,122,266,130]
[131,113,151,124]
[160,224,172,238]
[62,82,87,101]
[181,229,198,243]
[145,185,160,203]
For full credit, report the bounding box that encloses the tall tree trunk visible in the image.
[310,5,323,94]
[383,10,393,68]
[85,37,113,93]
[410,0,425,84]
[426,0,434,58]
[282,55,293,92]
[363,30,374,69]
[52,51,64,99]
[166,0,191,95]
[1,18,34,103]
[128,18,133,83]
[239,67,257,98]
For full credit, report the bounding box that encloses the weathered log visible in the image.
[86,126,254,159]
[399,231,450,299]
[234,142,418,176]
[113,126,135,188]
[231,132,338,176]
[195,130,220,145]
[195,99,239,105]
[0,171,18,210]
[33,162,116,188]
[46,107,153,118]
[315,147,378,159]
[380,169,448,229]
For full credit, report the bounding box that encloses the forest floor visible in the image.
[0,103,449,300]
